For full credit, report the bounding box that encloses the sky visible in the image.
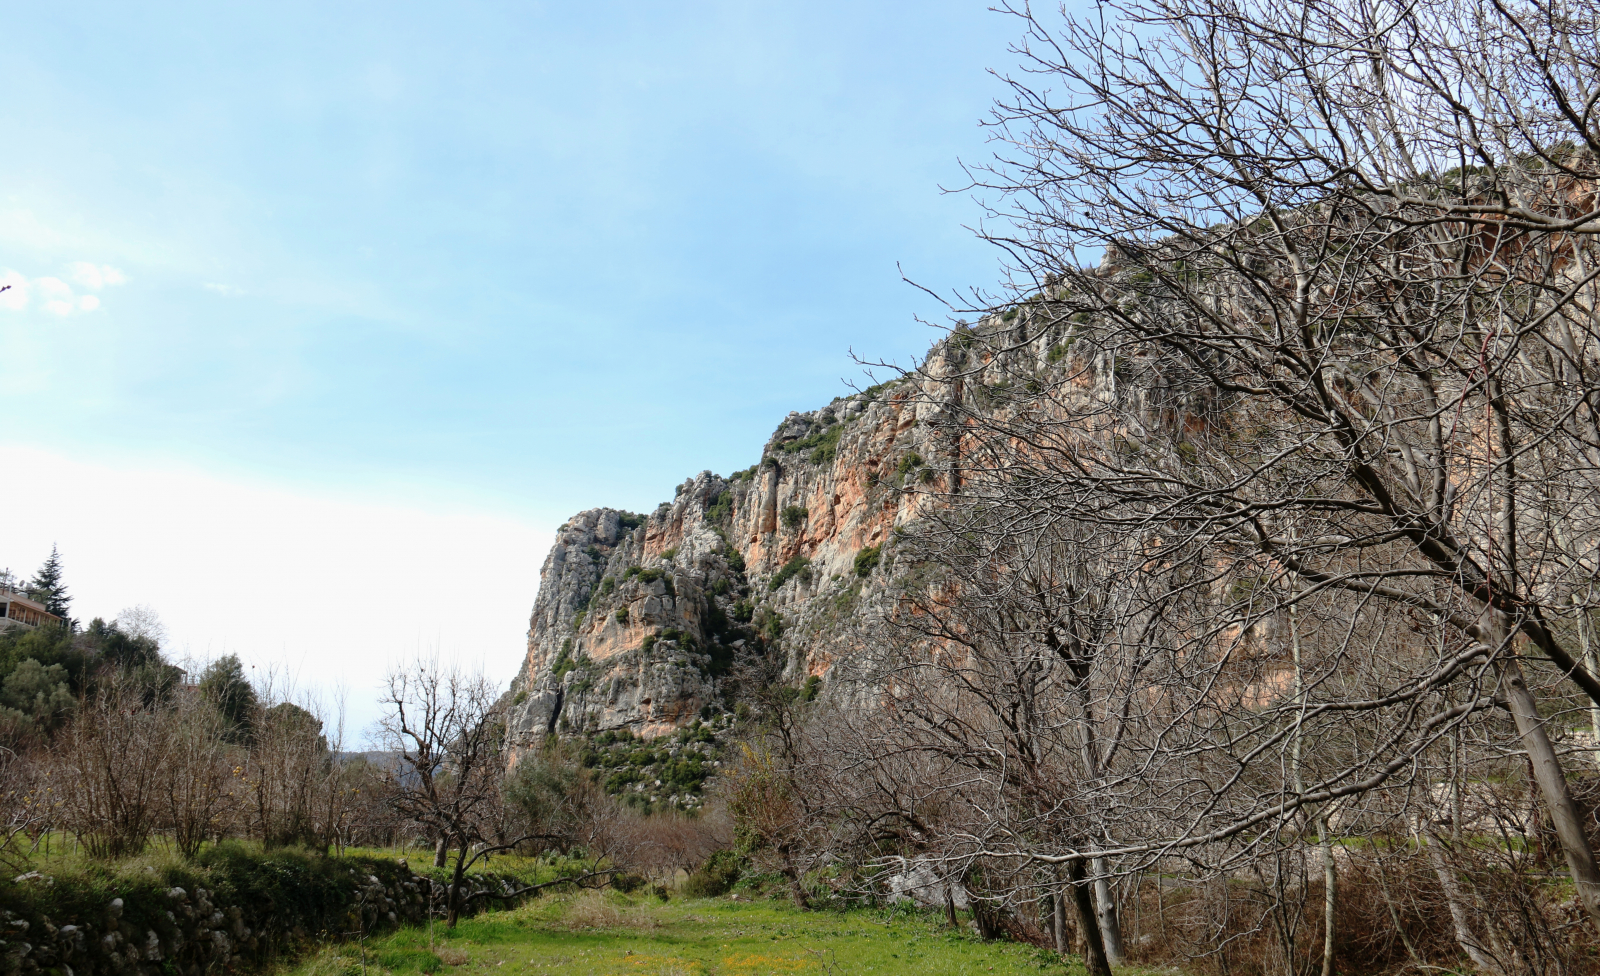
[0,1,1028,740]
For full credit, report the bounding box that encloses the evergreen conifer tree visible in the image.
[199,654,258,742]
[28,546,71,619]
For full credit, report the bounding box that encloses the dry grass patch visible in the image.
[435,948,471,966]
[556,890,663,932]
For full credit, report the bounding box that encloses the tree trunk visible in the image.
[972,900,996,941]
[434,835,448,868]
[1318,816,1336,976]
[1496,653,1600,926]
[1577,592,1600,772]
[446,843,466,928]
[1090,859,1125,965]
[1054,888,1068,954]
[945,880,959,929]
[780,847,809,908]
[1067,859,1114,976]
[1425,833,1499,973]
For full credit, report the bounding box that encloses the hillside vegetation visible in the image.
[15,2,1600,975]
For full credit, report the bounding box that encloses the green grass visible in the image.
[280,891,1149,976]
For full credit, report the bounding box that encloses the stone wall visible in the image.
[0,853,534,976]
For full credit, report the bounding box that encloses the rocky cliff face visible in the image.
[503,312,1075,762]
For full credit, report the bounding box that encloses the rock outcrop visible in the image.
[503,310,1082,760]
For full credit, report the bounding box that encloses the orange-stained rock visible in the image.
[502,314,1094,757]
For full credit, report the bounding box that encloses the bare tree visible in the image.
[858,0,1600,938]
[51,674,174,859]
[377,658,609,925]
[163,687,240,858]
[720,645,835,908]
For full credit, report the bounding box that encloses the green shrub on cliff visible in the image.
[779,505,808,530]
[551,640,582,680]
[853,545,882,577]
[758,609,784,642]
[769,557,810,591]
[779,423,842,465]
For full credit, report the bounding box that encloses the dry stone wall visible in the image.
[0,856,530,976]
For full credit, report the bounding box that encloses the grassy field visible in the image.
[284,891,1158,976]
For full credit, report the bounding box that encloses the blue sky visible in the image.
[0,1,1029,730]
[1,0,1019,512]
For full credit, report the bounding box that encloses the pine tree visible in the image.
[28,545,71,618]
[199,654,258,742]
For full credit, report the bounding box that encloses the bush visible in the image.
[615,608,629,624]
[769,557,811,591]
[612,872,647,893]
[757,609,784,642]
[621,565,678,597]
[780,505,808,530]
[658,627,696,649]
[683,850,744,898]
[777,423,844,465]
[551,640,582,680]
[860,379,899,401]
[854,545,882,577]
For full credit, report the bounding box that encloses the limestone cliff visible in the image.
[502,311,1075,762]
[504,388,961,750]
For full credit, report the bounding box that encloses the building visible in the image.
[0,587,63,631]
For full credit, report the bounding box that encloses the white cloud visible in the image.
[37,277,75,315]
[0,263,124,315]
[1,446,551,744]
[69,262,128,290]
[0,270,28,310]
